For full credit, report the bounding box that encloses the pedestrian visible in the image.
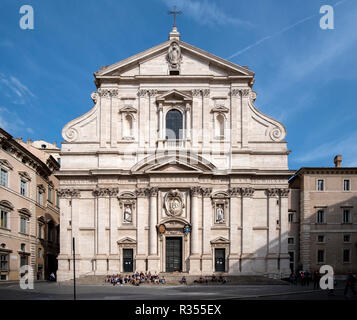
[327,272,335,296]
[313,270,320,289]
[300,271,305,286]
[289,273,294,285]
[49,272,56,281]
[344,272,357,297]
[305,271,310,286]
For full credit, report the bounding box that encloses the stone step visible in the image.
[60,273,288,286]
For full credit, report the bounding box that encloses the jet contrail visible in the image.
[227,0,350,60]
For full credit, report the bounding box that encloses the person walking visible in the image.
[344,272,357,297]
[300,271,305,286]
[313,270,320,289]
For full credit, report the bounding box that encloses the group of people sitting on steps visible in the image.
[179,274,227,285]
[106,271,166,286]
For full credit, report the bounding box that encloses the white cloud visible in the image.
[227,0,351,59]
[161,0,252,27]
[0,73,36,104]
[0,107,33,137]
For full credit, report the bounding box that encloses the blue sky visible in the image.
[1,0,356,169]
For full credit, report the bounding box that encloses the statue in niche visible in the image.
[124,205,132,222]
[216,205,224,223]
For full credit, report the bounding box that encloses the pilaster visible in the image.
[240,89,250,148]
[201,187,212,273]
[266,188,279,272]
[228,187,241,273]
[189,186,201,274]
[279,188,290,275]
[230,89,241,147]
[136,187,149,271]
[241,187,255,273]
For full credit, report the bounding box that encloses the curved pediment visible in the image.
[0,200,14,211]
[18,208,31,217]
[159,216,189,228]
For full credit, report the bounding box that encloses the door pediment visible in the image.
[210,236,230,245]
[117,237,136,245]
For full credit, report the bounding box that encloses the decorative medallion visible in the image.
[158,224,166,234]
[184,224,190,234]
[164,189,185,216]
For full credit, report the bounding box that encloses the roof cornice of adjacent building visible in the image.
[289,167,357,182]
[0,128,59,178]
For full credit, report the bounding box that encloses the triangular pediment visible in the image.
[119,106,137,113]
[117,237,136,245]
[0,159,13,170]
[95,39,254,78]
[146,159,203,173]
[131,153,216,173]
[210,236,230,244]
[156,89,192,102]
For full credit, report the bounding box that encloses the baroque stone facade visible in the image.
[56,27,291,281]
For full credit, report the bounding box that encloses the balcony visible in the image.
[161,139,187,149]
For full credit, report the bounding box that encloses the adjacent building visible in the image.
[0,129,60,281]
[288,155,357,274]
[56,27,292,281]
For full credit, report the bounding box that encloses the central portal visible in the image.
[165,237,182,272]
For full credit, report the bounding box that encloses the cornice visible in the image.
[0,129,53,178]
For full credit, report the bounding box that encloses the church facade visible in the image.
[56,27,291,281]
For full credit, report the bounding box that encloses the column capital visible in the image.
[149,187,159,197]
[58,188,81,198]
[266,188,280,197]
[202,89,210,97]
[191,89,201,97]
[279,188,290,198]
[136,187,149,197]
[230,88,250,97]
[241,187,255,198]
[190,186,202,197]
[92,187,119,197]
[201,187,212,197]
[228,187,241,197]
[98,88,118,98]
[138,89,158,97]
[191,89,210,97]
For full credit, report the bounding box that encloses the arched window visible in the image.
[215,114,225,138]
[124,114,133,137]
[166,109,183,139]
